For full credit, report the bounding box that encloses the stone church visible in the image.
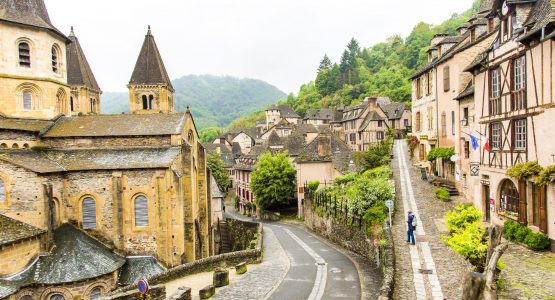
[0,0,212,299]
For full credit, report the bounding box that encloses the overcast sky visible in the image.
[46,0,475,94]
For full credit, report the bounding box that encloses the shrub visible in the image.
[435,188,450,200]
[502,220,519,240]
[407,135,419,158]
[445,204,482,232]
[506,161,543,180]
[426,147,455,161]
[363,165,392,179]
[535,165,555,186]
[364,201,388,227]
[514,225,532,243]
[441,221,488,267]
[523,232,550,250]
[308,180,320,191]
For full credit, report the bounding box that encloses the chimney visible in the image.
[366,96,377,108]
[317,134,332,158]
[430,33,449,47]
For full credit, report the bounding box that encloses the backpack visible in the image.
[411,216,417,228]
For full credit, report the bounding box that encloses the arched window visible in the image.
[134,195,148,227]
[82,197,96,229]
[90,98,95,113]
[23,143,29,149]
[12,143,19,149]
[51,46,59,73]
[500,180,519,214]
[89,287,101,300]
[142,95,148,109]
[70,96,74,112]
[23,91,32,110]
[18,42,31,67]
[49,294,65,300]
[0,178,5,203]
[148,95,154,109]
[0,143,7,148]
[56,93,63,113]
[19,296,32,300]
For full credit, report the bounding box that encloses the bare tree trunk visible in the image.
[461,272,486,300]
[485,225,503,267]
[483,242,509,300]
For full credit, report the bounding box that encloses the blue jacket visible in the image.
[407,214,415,230]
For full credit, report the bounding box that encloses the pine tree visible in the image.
[318,54,332,71]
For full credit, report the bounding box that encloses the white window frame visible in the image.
[514,119,527,150]
[491,123,502,150]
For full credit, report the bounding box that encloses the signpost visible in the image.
[137,278,149,299]
[386,200,394,227]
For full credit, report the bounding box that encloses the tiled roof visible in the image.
[118,257,165,286]
[463,51,488,72]
[519,0,553,42]
[129,27,173,90]
[0,0,66,39]
[296,134,355,173]
[0,224,125,297]
[381,102,409,120]
[67,28,100,91]
[437,36,464,45]
[410,61,436,80]
[479,0,495,13]
[454,81,475,100]
[0,148,181,173]
[210,175,225,198]
[277,105,300,118]
[0,116,53,132]
[304,109,334,120]
[294,124,318,135]
[359,111,385,131]
[0,214,45,246]
[42,113,187,137]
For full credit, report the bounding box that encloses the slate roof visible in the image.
[0,0,66,40]
[463,51,489,72]
[382,102,409,120]
[0,224,125,298]
[410,61,436,80]
[0,116,53,132]
[129,27,173,90]
[267,105,301,119]
[304,109,334,120]
[518,0,553,42]
[454,81,475,100]
[203,144,235,167]
[0,214,46,246]
[118,257,165,286]
[437,36,464,45]
[296,134,355,174]
[42,113,187,137]
[0,148,181,173]
[210,175,225,198]
[359,111,385,131]
[66,28,100,91]
[294,124,319,135]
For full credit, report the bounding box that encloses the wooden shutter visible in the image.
[82,197,96,229]
[134,195,149,227]
[0,178,5,202]
[539,185,547,233]
[443,66,450,92]
[518,180,527,225]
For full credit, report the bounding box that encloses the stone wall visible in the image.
[102,285,166,300]
[0,236,43,276]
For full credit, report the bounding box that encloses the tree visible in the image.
[199,127,224,143]
[250,151,296,211]
[207,151,230,191]
[318,54,332,71]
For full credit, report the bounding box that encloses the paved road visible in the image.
[267,223,361,300]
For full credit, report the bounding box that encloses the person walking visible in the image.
[407,210,417,245]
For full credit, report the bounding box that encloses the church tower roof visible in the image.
[129,26,173,90]
[0,0,67,40]
[66,27,101,91]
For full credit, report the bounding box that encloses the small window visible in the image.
[443,66,450,92]
[464,140,470,158]
[49,294,65,300]
[415,112,421,132]
[490,68,502,115]
[416,77,423,98]
[451,111,455,136]
[377,120,383,127]
[134,195,149,227]
[90,287,102,300]
[441,112,447,137]
[490,122,502,150]
[148,95,154,109]
[70,96,74,112]
[51,46,59,73]
[18,42,31,67]
[513,119,527,150]
[82,197,96,229]
[142,95,148,109]
[0,178,5,203]
[463,107,469,124]
[377,131,384,140]
[23,91,32,110]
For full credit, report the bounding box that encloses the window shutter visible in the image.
[134,195,149,227]
[443,67,450,92]
[539,185,547,233]
[82,197,96,230]
[0,179,5,202]
[518,180,527,225]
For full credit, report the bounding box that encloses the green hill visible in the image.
[100,75,286,129]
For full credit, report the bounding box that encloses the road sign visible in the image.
[386,200,394,209]
[137,279,149,295]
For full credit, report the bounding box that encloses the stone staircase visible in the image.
[434,178,459,196]
[219,220,231,253]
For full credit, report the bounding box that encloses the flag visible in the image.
[469,134,479,150]
[484,139,491,152]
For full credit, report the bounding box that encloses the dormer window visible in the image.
[18,42,31,67]
[511,12,518,37]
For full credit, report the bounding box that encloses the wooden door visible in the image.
[483,185,490,222]
[539,185,547,233]
[518,180,527,225]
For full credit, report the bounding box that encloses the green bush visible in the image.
[308,180,320,191]
[514,226,532,243]
[445,204,482,232]
[524,232,550,250]
[535,165,555,186]
[502,220,519,240]
[506,161,543,180]
[362,165,392,179]
[364,201,388,227]
[441,221,488,267]
[435,188,450,200]
[426,147,455,161]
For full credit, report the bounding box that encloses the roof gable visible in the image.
[129,26,173,89]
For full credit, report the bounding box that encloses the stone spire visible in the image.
[66,27,101,91]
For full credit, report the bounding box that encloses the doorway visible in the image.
[482,184,490,222]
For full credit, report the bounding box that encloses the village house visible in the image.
[303,108,334,125]
[0,1,213,298]
[265,104,301,128]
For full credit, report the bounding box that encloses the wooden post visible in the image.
[461,272,486,300]
[485,225,503,268]
[483,242,509,300]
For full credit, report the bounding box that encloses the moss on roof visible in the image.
[0,214,46,246]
